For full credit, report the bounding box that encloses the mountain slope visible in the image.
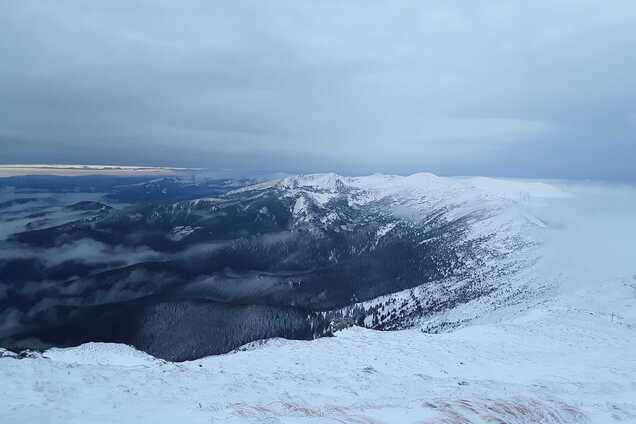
[1,275,634,423]
[1,176,635,422]
[2,173,571,359]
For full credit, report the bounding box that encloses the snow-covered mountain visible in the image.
[1,173,635,423]
[215,172,568,334]
[274,173,565,322]
[0,173,575,359]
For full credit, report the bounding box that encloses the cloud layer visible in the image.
[1,1,635,180]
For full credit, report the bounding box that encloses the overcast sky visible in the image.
[1,1,635,180]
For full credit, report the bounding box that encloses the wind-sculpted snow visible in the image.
[2,173,568,359]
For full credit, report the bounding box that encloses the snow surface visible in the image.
[1,175,636,423]
[168,225,200,241]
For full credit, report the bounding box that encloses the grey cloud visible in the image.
[1,1,635,180]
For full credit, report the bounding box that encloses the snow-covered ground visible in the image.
[1,177,635,423]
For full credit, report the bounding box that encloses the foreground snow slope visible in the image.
[1,177,635,423]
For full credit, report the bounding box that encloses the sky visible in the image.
[1,1,635,180]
